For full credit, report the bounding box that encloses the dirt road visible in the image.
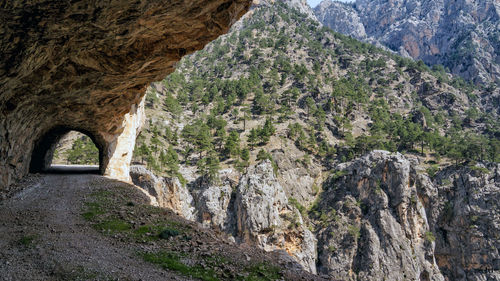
[0,173,180,281]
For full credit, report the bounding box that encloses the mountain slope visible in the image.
[314,0,500,85]
[125,0,500,277]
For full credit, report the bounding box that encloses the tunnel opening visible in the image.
[29,127,105,174]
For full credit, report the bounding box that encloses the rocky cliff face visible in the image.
[130,165,196,220]
[314,1,366,40]
[132,151,500,279]
[0,0,251,189]
[314,0,500,84]
[131,160,319,273]
[314,151,444,280]
[432,163,500,281]
[234,161,317,273]
[313,150,499,280]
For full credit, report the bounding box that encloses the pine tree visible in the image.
[256,149,271,162]
[247,128,259,149]
[137,144,151,164]
[159,150,167,169]
[165,146,180,175]
[224,131,240,158]
[197,150,220,183]
[240,148,250,163]
[151,134,161,156]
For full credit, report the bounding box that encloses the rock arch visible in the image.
[0,0,251,188]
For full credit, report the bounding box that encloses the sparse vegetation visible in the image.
[424,231,436,243]
[142,251,219,281]
[80,183,286,281]
[18,235,37,246]
[347,225,361,240]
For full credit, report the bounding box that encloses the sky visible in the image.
[307,0,353,8]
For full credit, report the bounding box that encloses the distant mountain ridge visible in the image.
[314,0,500,85]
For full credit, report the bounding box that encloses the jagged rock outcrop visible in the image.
[235,160,288,241]
[315,150,500,280]
[432,163,500,281]
[0,0,251,189]
[132,161,318,273]
[130,165,195,220]
[190,169,238,232]
[314,0,500,84]
[273,150,323,207]
[314,0,366,40]
[234,160,317,273]
[315,151,444,280]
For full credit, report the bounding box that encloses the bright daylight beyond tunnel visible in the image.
[43,131,101,174]
[52,131,99,166]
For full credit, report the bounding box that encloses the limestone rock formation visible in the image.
[432,163,500,281]
[0,0,251,189]
[314,0,500,84]
[130,165,196,220]
[234,160,318,273]
[235,160,288,241]
[272,150,323,207]
[313,0,366,40]
[315,151,444,280]
[131,161,319,273]
[314,150,500,280]
[190,168,238,232]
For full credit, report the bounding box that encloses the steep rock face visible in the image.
[313,0,366,40]
[315,151,444,280]
[132,161,318,273]
[130,165,196,220]
[0,0,251,188]
[432,164,500,281]
[235,160,288,241]
[273,150,323,207]
[315,151,500,280]
[235,160,317,273]
[314,0,500,84]
[190,169,238,232]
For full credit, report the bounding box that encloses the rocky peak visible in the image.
[313,0,366,39]
[314,0,500,84]
[285,0,318,20]
[255,0,317,20]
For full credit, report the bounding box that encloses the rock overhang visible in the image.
[0,0,252,188]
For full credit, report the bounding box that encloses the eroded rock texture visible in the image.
[432,163,500,281]
[316,151,444,280]
[131,160,318,273]
[130,165,196,220]
[0,0,251,188]
[315,150,500,280]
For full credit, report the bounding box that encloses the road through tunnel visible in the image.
[29,127,105,174]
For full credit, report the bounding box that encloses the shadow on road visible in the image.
[44,165,100,174]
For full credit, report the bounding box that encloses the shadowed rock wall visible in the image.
[0,0,251,188]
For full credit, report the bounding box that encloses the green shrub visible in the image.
[159,227,180,239]
[424,231,436,242]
